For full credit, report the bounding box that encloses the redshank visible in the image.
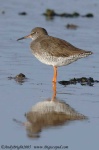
[17,27,92,83]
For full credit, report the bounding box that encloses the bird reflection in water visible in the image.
[23,83,87,138]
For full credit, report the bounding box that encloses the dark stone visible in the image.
[15,73,26,79]
[72,12,80,17]
[59,77,99,86]
[58,81,70,85]
[18,12,27,15]
[8,73,27,84]
[1,10,5,14]
[43,9,56,17]
[59,13,73,17]
[82,13,94,17]
[66,24,78,29]
[43,9,94,19]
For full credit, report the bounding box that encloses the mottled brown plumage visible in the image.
[30,35,92,57]
[17,27,93,82]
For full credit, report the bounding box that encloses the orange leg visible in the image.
[52,82,56,100]
[52,66,57,83]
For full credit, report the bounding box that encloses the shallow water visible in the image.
[0,0,99,149]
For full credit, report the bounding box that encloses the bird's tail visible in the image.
[85,51,93,55]
[79,51,93,58]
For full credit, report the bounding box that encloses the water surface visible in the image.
[0,0,99,149]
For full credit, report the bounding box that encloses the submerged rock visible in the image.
[15,73,26,79]
[43,9,56,20]
[66,24,78,29]
[43,9,94,19]
[18,12,27,15]
[59,12,80,17]
[43,9,80,18]
[8,73,27,84]
[43,9,56,17]
[59,77,99,86]
[82,13,94,18]
[0,10,5,14]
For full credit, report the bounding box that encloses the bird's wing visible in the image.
[36,36,86,57]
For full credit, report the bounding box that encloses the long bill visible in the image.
[17,34,31,41]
